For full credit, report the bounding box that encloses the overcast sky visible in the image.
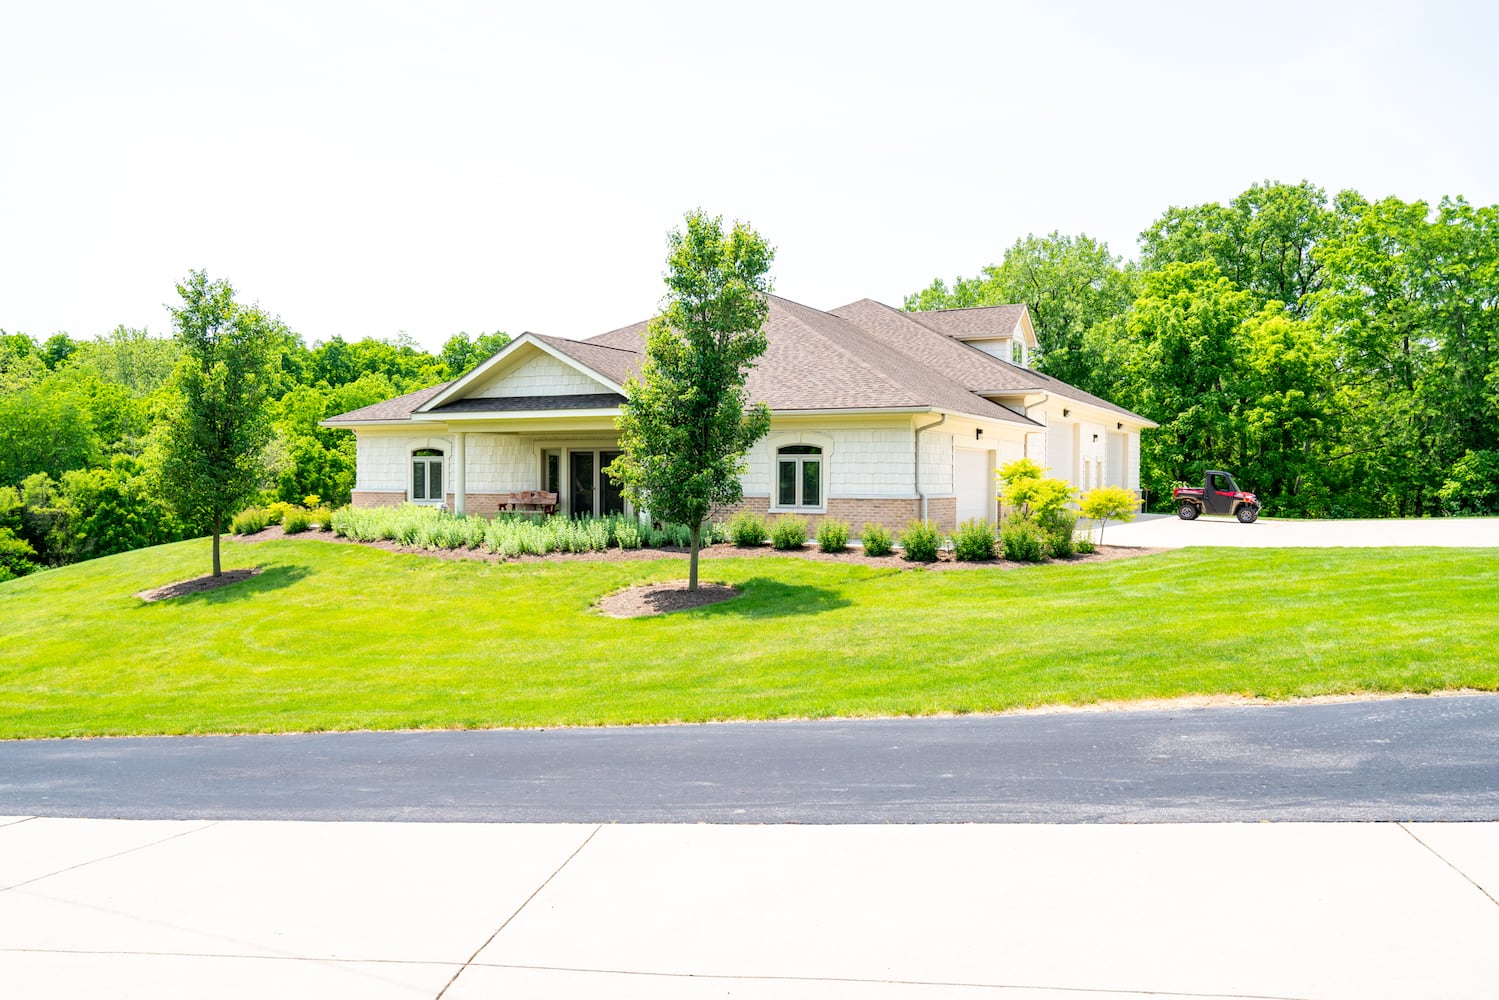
[3,0,1496,351]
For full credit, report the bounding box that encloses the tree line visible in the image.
[0,276,507,580]
[908,180,1499,518]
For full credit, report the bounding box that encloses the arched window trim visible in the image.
[771,441,826,512]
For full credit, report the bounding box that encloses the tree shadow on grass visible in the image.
[136,564,312,607]
[694,576,851,619]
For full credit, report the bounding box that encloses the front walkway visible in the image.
[1101,513,1499,548]
[2,817,1497,998]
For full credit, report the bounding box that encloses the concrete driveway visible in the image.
[3,817,1498,998]
[1099,513,1499,548]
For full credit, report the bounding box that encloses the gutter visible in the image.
[913,413,947,522]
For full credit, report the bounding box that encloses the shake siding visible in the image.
[476,354,603,397]
[918,430,954,495]
[357,435,446,492]
[741,426,919,498]
[464,435,534,492]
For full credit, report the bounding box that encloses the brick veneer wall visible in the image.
[712,496,959,538]
[443,493,519,517]
[351,490,407,507]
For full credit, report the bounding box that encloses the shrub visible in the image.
[584,518,611,552]
[231,507,270,535]
[860,522,894,557]
[1076,533,1097,554]
[282,508,312,534]
[1001,518,1046,562]
[727,510,768,547]
[770,515,808,550]
[703,520,730,545]
[302,494,321,509]
[615,519,642,549]
[311,507,334,531]
[900,519,941,562]
[951,518,996,561]
[1041,510,1077,558]
[816,518,849,553]
[264,500,297,526]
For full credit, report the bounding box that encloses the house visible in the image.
[321,296,1155,534]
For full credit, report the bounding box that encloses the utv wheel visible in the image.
[1236,505,1259,524]
[1177,502,1199,521]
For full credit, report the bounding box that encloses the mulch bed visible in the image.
[595,580,741,618]
[235,524,1164,570]
[136,567,262,603]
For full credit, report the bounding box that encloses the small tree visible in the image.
[997,458,1074,522]
[1078,485,1139,545]
[157,271,277,577]
[607,211,774,591]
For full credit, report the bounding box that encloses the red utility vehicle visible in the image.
[1174,470,1261,523]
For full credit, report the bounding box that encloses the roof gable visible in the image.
[418,333,624,413]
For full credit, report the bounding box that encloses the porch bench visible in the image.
[497,490,558,515]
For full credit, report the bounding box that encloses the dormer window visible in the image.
[1012,340,1025,365]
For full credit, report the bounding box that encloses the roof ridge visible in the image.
[535,331,641,355]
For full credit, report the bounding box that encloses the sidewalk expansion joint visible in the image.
[0,820,219,894]
[1397,822,1499,910]
[464,963,1310,999]
[433,823,601,1000]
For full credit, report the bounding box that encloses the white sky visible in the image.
[3,0,1496,352]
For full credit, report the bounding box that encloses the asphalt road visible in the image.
[3,694,1497,823]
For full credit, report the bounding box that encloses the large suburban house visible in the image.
[322,296,1155,534]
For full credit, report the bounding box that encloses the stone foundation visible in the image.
[351,490,407,508]
[712,495,958,538]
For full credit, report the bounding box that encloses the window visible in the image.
[1011,340,1024,365]
[411,448,443,503]
[776,445,822,509]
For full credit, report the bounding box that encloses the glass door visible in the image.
[600,450,625,516]
[569,451,595,517]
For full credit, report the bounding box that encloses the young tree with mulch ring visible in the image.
[608,211,774,591]
[156,270,278,577]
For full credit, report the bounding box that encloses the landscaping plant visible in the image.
[727,511,769,547]
[770,515,808,550]
[859,522,894,557]
[1078,485,1139,545]
[900,520,942,562]
[816,518,850,553]
[951,518,996,561]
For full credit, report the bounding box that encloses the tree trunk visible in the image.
[212,515,222,577]
[688,522,701,592]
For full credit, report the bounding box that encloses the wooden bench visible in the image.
[497,490,558,515]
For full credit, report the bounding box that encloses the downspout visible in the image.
[1020,393,1049,460]
[913,413,947,522]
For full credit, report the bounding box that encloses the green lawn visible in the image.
[1,537,1496,738]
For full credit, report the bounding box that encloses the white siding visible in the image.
[1106,431,1128,489]
[746,425,919,499]
[1045,419,1075,485]
[831,427,918,497]
[464,434,536,492]
[356,434,451,492]
[918,429,954,495]
[475,353,607,398]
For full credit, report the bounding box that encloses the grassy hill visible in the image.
[2,537,1496,738]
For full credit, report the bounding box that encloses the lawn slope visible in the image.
[1,537,1496,737]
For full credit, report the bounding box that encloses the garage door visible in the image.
[954,448,992,524]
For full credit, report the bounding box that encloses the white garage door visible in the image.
[954,447,992,524]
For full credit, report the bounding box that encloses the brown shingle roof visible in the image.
[903,304,1028,340]
[321,381,452,424]
[323,295,1148,427]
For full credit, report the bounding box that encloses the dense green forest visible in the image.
[3,178,1496,581]
[0,314,507,580]
[907,180,1499,519]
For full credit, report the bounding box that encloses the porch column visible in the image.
[453,431,467,515]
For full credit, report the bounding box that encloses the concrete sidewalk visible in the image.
[1100,513,1499,548]
[2,817,1496,998]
